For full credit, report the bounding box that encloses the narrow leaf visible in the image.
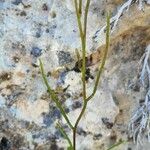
[39,59,73,129]
[107,140,126,150]
[86,12,110,101]
[56,123,73,149]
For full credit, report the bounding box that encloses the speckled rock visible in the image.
[0,0,150,150]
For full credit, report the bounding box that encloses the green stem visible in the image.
[107,140,126,150]
[57,123,73,149]
[79,0,82,15]
[39,59,74,130]
[83,0,90,41]
[73,101,87,150]
[81,0,91,100]
[74,0,86,100]
[86,13,110,102]
[74,0,84,38]
[74,101,87,129]
[73,128,76,150]
[73,1,91,149]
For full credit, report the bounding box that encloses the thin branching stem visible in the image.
[73,100,88,149]
[74,0,83,37]
[74,0,88,100]
[57,123,73,149]
[86,13,110,102]
[73,0,90,149]
[40,1,110,149]
[107,140,126,150]
[83,0,90,40]
[39,60,74,130]
[79,0,82,15]
[81,0,91,101]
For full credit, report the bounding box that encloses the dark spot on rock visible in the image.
[89,55,93,63]
[112,95,119,106]
[50,143,59,150]
[0,120,9,130]
[31,47,42,57]
[110,132,117,141]
[92,34,97,40]
[77,128,88,136]
[121,130,126,134]
[109,132,117,149]
[139,99,145,106]
[23,4,31,9]
[93,6,98,11]
[47,23,57,38]
[93,133,102,140]
[65,93,71,98]
[62,85,70,94]
[0,137,11,150]
[72,63,81,72]
[58,51,73,65]
[85,75,89,81]
[47,71,51,77]
[85,68,94,81]
[101,10,105,16]
[31,63,39,68]
[57,71,68,85]
[31,74,36,79]
[1,94,5,97]
[52,25,57,29]
[132,83,140,92]
[42,113,53,127]
[0,72,11,82]
[20,11,27,16]
[12,0,22,5]
[20,120,30,128]
[6,91,23,107]
[54,130,63,139]
[50,106,61,119]
[35,26,42,38]
[65,107,70,113]
[42,3,48,11]
[128,147,132,150]
[73,60,94,80]
[51,11,56,18]
[13,56,20,63]
[127,135,133,142]
[72,101,82,110]
[11,43,26,55]
[12,134,25,149]
[45,28,49,33]
[35,30,41,38]
[50,139,59,150]
[119,109,123,114]
[101,118,113,129]
[129,81,141,92]
[32,133,41,139]
[26,69,30,73]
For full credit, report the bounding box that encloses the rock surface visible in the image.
[0,0,150,149]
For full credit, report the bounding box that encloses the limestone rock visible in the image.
[0,0,150,149]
